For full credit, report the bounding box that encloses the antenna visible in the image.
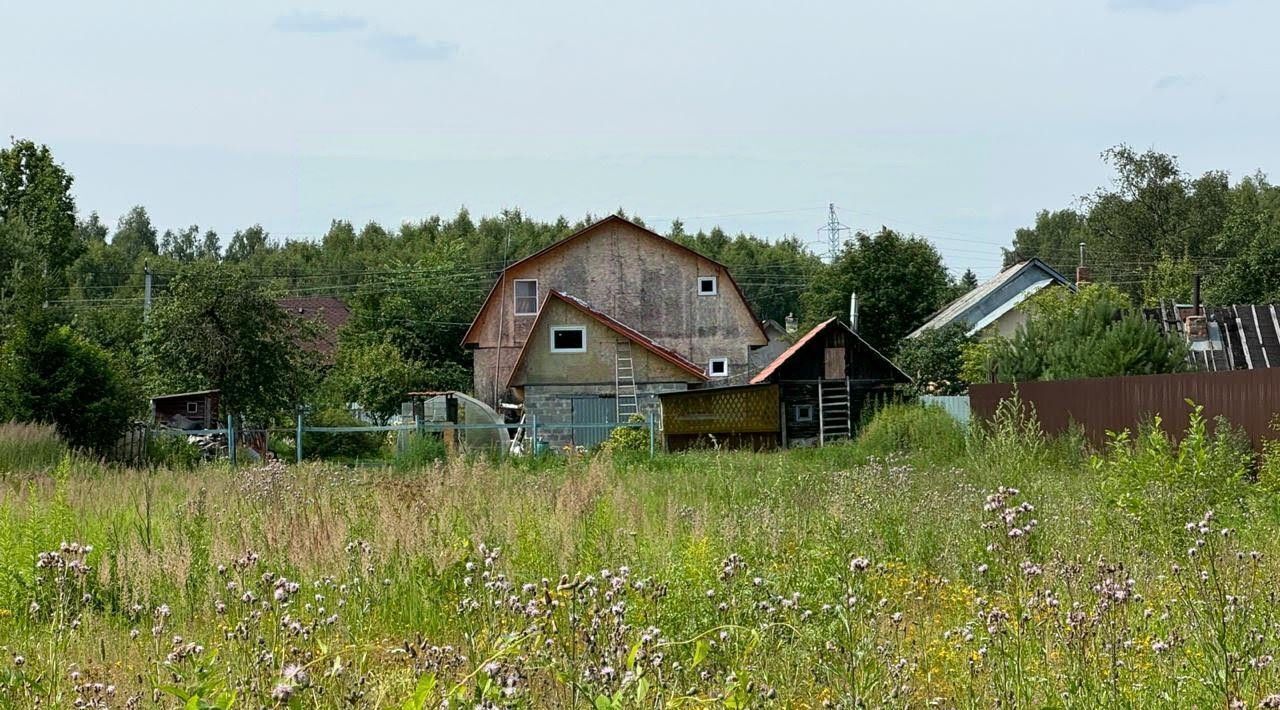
[818,203,851,260]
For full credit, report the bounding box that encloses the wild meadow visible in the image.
[2,403,1280,708]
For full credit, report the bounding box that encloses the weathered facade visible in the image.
[463,216,769,412]
[657,319,909,450]
[505,291,709,448]
[151,389,221,430]
[748,319,793,372]
[751,318,909,445]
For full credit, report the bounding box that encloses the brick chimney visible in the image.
[1075,241,1089,287]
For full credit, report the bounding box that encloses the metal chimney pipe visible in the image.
[849,292,858,332]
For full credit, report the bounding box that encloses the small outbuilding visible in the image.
[150,389,220,430]
[658,318,909,450]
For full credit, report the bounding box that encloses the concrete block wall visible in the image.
[523,382,688,450]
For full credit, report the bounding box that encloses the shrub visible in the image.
[1260,418,1280,492]
[894,323,972,395]
[0,319,135,453]
[145,432,204,470]
[601,415,649,455]
[969,391,1048,469]
[857,403,966,461]
[985,284,1188,382]
[0,421,68,473]
[1092,403,1254,522]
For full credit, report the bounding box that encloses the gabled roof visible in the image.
[908,258,1073,338]
[505,290,709,387]
[750,318,910,384]
[462,215,767,345]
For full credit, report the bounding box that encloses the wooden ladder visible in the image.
[818,379,852,444]
[615,341,639,420]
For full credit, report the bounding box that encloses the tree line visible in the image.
[3,137,1272,452]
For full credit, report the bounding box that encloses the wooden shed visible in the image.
[150,389,220,430]
[658,383,780,451]
[750,318,909,445]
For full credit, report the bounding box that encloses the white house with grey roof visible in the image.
[908,258,1074,339]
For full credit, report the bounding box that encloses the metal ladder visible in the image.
[615,341,639,420]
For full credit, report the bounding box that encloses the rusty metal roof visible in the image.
[749,317,911,385]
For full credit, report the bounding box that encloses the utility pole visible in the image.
[818,203,851,261]
[143,261,153,319]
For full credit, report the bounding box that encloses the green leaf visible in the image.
[402,672,437,710]
[636,675,650,703]
[692,638,710,668]
[158,686,192,702]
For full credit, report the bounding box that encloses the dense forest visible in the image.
[3,137,1279,449]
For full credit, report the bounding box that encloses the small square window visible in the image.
[794,404,814,422]
[708,357,729,377]
[550,326,586,353]
[186,401,199,415]
[514,279,538,315]
[698,276,718,296]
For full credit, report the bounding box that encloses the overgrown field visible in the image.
[3,404,1280,708]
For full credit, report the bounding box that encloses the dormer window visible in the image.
[708,358,728,377]
[698,276,718,296]
[514,279,538,316]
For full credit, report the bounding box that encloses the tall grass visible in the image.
[0,408,1279,706]
[0,422,68,473]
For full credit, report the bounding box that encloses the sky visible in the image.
[2,0,1277,278]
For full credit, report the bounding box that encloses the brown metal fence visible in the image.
[970,369,1280,451]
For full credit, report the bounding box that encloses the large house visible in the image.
[462,215,769,442]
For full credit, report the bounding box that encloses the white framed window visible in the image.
[186,401,199,415]
[698,276,718,296]
[514,279,539,316]
[793,404,814,422]
[550,326,586,353]
[707,357,729,377]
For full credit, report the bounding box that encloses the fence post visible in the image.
[227,414,237,467]
[647,410,655,458]
[530,414,538,455]
[295,406,304,464]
